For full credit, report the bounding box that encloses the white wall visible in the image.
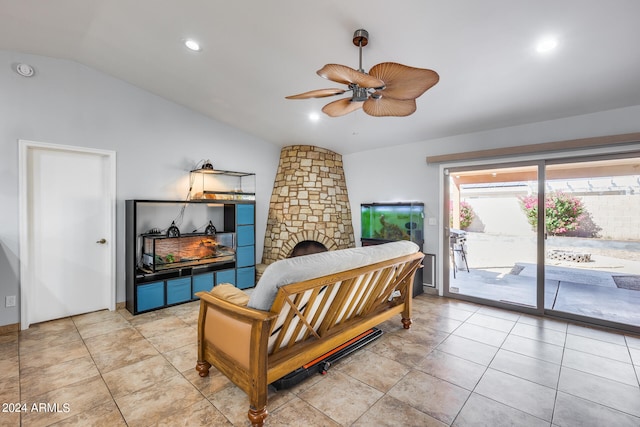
[0,50,281,327]
[343,105,640,268]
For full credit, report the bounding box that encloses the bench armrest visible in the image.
[196,291,276,370]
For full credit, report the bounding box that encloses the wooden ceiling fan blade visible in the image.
[322,98,363,117]
[363,97,417,117]
[369,62,439,100]
[285,88,346,99]
[317,64,384,88]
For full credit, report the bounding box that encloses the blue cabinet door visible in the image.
[216,269,236,285]
[236,245,255,268]
[192,272,214,298]
[167,277,192,305]
[236,266,256,289]
[237,225,255,246]
[237,204,254,225]
[137,281,165,312]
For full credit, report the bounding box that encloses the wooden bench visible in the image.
[195,246,424,426]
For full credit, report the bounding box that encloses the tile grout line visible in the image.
[72,311,130,426]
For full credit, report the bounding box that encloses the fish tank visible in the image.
[361,202,424,244]
[141,232,235,272]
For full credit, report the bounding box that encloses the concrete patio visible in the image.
[448,232,640,328]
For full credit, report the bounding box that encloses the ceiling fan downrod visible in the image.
[353,29,369,73]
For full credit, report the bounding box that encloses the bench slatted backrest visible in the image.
[267,253,421,354]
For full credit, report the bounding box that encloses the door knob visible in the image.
[96,238,107,244]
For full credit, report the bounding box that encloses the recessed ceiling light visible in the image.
[536,37,558,53]
[309,113,320,122]
[184,39,202,52]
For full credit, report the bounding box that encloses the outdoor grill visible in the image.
[450,229,469,277]
[450,229,467,246]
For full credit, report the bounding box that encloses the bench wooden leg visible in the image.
[402,317,412,329]
[195,360,211,377]
[248,406,268,427]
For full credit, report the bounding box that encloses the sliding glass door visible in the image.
[444,152,640,331]
[444,163,541,310]
[544,155,640,328]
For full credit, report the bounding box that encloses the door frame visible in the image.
[18,140,117,329]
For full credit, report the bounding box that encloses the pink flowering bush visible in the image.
[449,200,475,229]
[518,192,584,235]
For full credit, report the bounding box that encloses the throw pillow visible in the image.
[209,283,249,306]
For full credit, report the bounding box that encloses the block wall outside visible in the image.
[462,191,640,241]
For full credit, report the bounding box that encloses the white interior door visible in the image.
[20,141,116,329]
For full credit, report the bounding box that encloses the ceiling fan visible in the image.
[286,29,439,118]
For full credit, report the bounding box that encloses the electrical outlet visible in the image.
[5,295,16,307]
[428,217,437,226]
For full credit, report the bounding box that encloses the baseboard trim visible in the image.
[0,323,19,335]
[0,304,126,334]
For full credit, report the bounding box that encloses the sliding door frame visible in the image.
[438,144,640,334]
[542,151,640,334]
[442,160,545,317]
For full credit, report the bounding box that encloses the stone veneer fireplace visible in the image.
[261,145,355,266]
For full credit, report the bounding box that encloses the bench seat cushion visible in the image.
[209,283,250,306]
[248,240,419,311]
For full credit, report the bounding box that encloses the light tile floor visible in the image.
[1,294,640,426]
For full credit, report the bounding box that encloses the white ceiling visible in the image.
[2,0,640,155]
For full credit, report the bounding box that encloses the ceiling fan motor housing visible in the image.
[351,85,369,102]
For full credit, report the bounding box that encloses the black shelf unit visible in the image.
[125,198,256,314]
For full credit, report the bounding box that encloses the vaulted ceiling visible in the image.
[2,0,640,154]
